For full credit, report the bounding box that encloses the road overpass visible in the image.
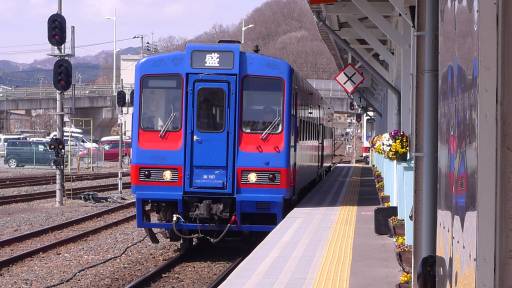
[0,84,117,137]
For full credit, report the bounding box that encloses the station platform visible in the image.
[221,165,402,288]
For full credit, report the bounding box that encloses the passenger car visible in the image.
[0,134,26,157]
[78,139,131,164]
[4,140,54,168]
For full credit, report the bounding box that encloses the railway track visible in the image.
[0,201,135,269]
[0,171,129,189]
[126,241,251,288]
[0,182,131,205]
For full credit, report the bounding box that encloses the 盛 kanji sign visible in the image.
[335,64,365,95]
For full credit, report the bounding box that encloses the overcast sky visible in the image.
[0,0,268,63]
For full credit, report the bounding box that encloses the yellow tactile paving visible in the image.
[313,167,360,288]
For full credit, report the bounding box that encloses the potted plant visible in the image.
[396,244,412,273]
[388,216,405,236]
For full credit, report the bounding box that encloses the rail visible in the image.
[0,182,131,205]
[0,203,135,269]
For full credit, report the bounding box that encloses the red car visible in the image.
[80,140,131,164]
[100,140,131,162]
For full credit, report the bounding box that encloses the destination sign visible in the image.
[191,51,234,69]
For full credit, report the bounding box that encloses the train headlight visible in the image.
[144,170,151,179]
[268,173,277,183]
[247,172,258,183]
[162,170,173,181]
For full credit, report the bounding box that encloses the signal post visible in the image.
[48,0,73,206]
[116,90,126,194]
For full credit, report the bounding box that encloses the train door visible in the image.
[185,75,236,194]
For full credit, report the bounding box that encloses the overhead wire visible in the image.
[0,37,136,55]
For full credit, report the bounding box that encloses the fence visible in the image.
[372,151,414,245]
[3,145,108,171]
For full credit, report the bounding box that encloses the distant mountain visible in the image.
[158,0,337,79]
[0,60,28,73]
[0,0,336,87]
[0,47,138,87]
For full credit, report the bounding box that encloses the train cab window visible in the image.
[242,77,283,133]
[140,75,182,131]
[197,88,225,132]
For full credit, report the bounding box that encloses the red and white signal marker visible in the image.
[335,64,365,95]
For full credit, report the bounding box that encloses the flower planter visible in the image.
[395,283,410,288]
[388,217,405,236]
[394,223,405,236]
[397,250,412,273]
[374,206,397,235]
[388,219,396,237]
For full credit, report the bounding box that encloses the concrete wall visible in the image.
[120,55,140,139]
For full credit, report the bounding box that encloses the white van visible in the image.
[0,134,27,157]
[48,132,98,149]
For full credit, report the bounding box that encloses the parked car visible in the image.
[48,131,98,149]
[4,140,54,168]
[0,134,27,157]
[79,139,131,164]
[101,140,131,163]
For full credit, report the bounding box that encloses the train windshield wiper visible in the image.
[159,106,176,138]
[261,115,280,140]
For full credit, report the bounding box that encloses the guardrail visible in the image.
[0,84,134,99]
[372,151,414,245]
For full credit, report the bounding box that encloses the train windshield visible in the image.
[242,77,283,133]
[140,75,182,131]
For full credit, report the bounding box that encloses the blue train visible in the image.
[131,42,335,244]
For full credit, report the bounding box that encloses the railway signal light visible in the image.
[53,59,72,92]
[49,137,65,152]
[356,113,362,123]
[349,101,355,111]
[117,90,126,107]
[47,13,67,47]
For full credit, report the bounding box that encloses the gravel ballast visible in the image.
[0,188,133,239]
[0,221,179,288]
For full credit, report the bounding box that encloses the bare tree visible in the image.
[33,110,56,134]
[158,35,187,52]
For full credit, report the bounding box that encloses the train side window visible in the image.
[307,121,310,141]
[242,77,283,133]
[301,119,305,141]
[197,88,226,132]
[140,75,182,131]
[298,119,302,141]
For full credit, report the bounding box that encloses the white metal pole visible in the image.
[242,19,245,44]
[56,0,64,207]
[113,9,117,96]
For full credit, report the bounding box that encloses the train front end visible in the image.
[131,43,292,239]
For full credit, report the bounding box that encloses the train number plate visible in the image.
[192,168,226,188]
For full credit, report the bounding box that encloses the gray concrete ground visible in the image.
[348,167,402,287]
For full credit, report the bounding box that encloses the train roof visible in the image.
[136,42,291,76]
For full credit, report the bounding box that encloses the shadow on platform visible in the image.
[298,165,380,208]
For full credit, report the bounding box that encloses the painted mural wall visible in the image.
[437,0,478,287]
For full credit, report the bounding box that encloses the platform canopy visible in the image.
[308,0,416,133]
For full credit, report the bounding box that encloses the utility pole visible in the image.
[133,34,144,59]
[352,120,357,164]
